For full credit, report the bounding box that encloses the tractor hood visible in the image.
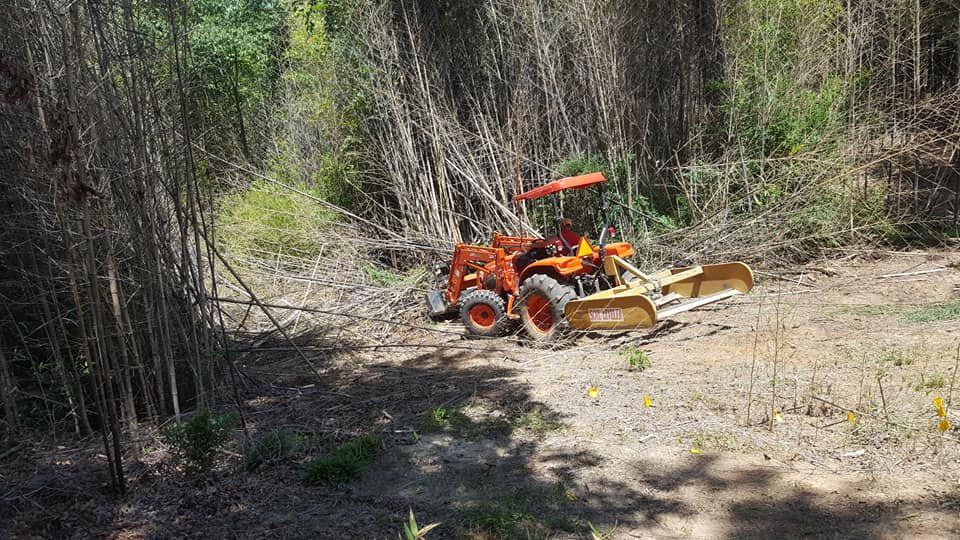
[514,172,607,201]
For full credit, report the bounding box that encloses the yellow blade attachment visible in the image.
[564,286,658,330]
[563,260,754,330]
[660,262,754,297]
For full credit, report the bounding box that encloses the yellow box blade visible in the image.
[661,262,753,298]
[564,287,658,330]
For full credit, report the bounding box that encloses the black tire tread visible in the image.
[517,274,577,341]
[459,289,509,337]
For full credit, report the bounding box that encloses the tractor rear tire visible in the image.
[459,289,510,338]
[518,274,577,341]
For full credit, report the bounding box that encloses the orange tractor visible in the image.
[425,172,754,340]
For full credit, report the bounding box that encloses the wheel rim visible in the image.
[469,304,496,329]
[526,293,554,333]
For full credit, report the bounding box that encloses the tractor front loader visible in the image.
[426,172,753,340]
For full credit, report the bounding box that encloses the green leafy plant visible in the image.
[303,435,379,485]
[417,404,512,438]
[161,411,238,474]
[402,509,440,540]
[903,300,960,323]
[460,485,576,538]
[876,349,914,367]
[621,347,652,371]
[217,180,331,258]
[589,521,617,540]
[512,405,565,436]
[418,405,469,433]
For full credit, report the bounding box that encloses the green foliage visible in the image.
[244,430,310,471]
[303,435,379,485]
[418,402,561,439]
[841,301,960,324]
[136,0,286,159]
[217,180,331,257]
[876,349,915,367]
[460,485,576,539]
[417,404,511,438]
[690,431,740,451]
[512,405,565,437]
[916,374,946,391]
[274,0,367,210]
[361,264,422,287]
[782,182,895,249]
[161,411,238,474]
[718,0,851,158]
[402,509,440,540]
[620,347,652,372]
[552,153,681,242]
[418,405,471,433]
[903,300,960,323]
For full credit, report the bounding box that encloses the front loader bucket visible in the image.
[564,286,658,330]
[660,262,754,298]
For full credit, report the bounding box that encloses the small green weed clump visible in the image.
[402,509,440,539]
[418,402,563,438]
[303,435,379,485]
[161,411,238,474]
[877,349,915,367]
[460,485,576,539]
[620,347,652,371]
[916,374,946,391]
[418,405,472,433]
[513,405,565,437]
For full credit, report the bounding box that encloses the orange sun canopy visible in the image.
[514,172,607,201]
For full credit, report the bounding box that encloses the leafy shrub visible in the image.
[303,435,379,485]
[217,180,331,258]
[161,411,238,474]
[552,153,681,240]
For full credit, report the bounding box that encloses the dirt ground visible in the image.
[3,250,960,539]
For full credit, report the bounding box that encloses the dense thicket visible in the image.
[0,0,255,490]
[3,0,960,490]
[235,0,960,267]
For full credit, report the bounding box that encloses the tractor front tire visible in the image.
[518,274,577,341]
[459,290,510,338]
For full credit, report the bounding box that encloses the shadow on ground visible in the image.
[633,453,953,538]
[2,331,956,539]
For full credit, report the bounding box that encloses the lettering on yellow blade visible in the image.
[588,308,624,322]
[576,238,592,257]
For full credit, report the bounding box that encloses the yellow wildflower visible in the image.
[934,397,947,418]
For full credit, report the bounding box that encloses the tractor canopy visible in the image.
[514,172,607,201]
